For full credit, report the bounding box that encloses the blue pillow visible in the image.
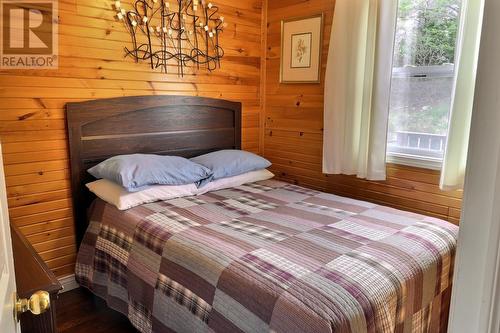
[88,154,213,191]
[190,150,271,181]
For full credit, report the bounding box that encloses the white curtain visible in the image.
[322,0,398,180]
[440,0,485,191]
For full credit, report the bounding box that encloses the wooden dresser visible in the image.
[11,224,62,333]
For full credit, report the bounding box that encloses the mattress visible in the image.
[75,179,458,333]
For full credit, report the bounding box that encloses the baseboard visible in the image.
[58,274,79,293]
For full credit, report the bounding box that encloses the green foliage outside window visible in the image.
[388,0,462,139]
[394,0,461,67]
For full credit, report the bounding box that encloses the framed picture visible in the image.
[281,14,323,83]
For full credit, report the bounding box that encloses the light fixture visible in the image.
[114,0,226,77]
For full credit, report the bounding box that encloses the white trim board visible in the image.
[447,0,499,330]
[58,274,79,293]
[386,153,442,170]
[489,241,500,333]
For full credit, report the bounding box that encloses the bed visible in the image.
[67,96,458,333]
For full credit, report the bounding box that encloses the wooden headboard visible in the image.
[66,95,242,244]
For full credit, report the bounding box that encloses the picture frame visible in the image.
[280,14,324,84]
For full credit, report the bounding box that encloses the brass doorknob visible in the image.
[14,290,50,321]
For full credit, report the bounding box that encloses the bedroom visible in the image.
[0,0,497,332]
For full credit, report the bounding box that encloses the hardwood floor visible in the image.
[57,288,137,333]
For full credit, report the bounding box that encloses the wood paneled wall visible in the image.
[0,0,463,278]
[263,0,463,225]
[0,0,264,277]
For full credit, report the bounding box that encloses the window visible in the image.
[386,0,462,169]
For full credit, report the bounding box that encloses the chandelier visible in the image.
[114,0,226,77]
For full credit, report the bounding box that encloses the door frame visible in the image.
[448,0,500,331]
[0,142,19,332]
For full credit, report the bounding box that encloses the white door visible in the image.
[0,143,19,333]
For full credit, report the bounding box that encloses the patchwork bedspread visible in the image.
[75,180,459,333]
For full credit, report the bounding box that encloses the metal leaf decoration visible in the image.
[114,0,226,77]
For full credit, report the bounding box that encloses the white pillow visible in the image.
[86,169,275,210]
[196,169,274,195]
[86,179,199,210]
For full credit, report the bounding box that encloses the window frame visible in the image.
[385,1,461,171]
[386,152,442,170]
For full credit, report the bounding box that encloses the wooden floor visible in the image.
[57,288,137,333]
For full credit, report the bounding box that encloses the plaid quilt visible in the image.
[75,180,458,333]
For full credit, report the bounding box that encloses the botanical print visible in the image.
[291,33,312,68]
[281,14,323,83]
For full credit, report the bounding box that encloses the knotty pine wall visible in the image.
[263,0,463,225]
[0,0,265,277]
[0,0,463,279]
